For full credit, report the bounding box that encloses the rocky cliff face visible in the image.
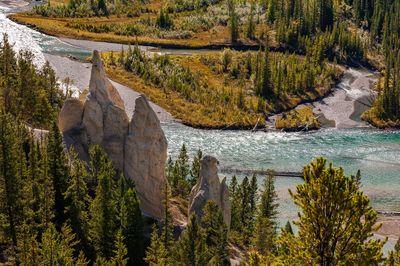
[188,155,231,228]
[59,50,167,219]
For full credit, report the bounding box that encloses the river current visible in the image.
[0,3,399,233]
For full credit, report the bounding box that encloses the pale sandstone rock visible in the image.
[82,96,104,145]
[102,105,129,170]
[125,96,168,219]
[188,155,231,228]
[89,50,124,109]
[58,98,84,132]
[59,51,167,220]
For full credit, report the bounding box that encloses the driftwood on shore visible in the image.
[377,211,400,216]
[221,167,303,178]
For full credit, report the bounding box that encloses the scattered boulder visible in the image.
[58,50,167,219]
[188,155,231,228]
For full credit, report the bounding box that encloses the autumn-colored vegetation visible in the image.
[275,107,320,131]
[101,47,341,129]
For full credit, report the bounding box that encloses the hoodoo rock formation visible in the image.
[188,155,231,228]
[58,50,167,219]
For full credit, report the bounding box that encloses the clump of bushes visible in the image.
[275,107,320,131]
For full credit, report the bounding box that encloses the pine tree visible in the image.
[89,146,118,259]
[266,0,276,23]
[39,224,86,265]
[89,144,107,186]
[161,182,175,261]
[166,156,174,183]
[156,7,172,29]
[110,230,128,266]
[189,149,202,187]
[47,121,69,228]
[0,111,25,250]
[201,201,228,264]
[168,144,191,197]
[256,47,274,100]
[175,215,209,265]
[16,223,40,265]
[97,0,108,15]
[145,225,168,265]
[280,158,385,265]
[120,188,144,265]
[109,51,116,66]
[228,0,239,43]
[145,183,174,265]
[64,149,93,259]
[249,174,258,219]
[253,172,278,255]
[221,49,232,72]
[319,0,334,31]
[258,172,278,231]
[252,216,274,256]
[229,176,241,231]
[246,1,256,40]
[26,135,54,237]
[239,176,251,228]
[178,144,190,181]
[0,34,17,113]
[118,46,125,68]
[115,174,128,217]
[38,144,55,233]
[284,221,293,234]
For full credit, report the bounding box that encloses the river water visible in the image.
[1,2,400,239]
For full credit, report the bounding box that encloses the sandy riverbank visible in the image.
[377,216,400,240]
[60,37,216,56]
[268,67,378,130]
[0,0,29,8]
[311,67,377,129]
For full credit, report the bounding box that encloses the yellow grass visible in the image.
[10,13,233,48]
[275,107,320,131]
[362,108,400,129]
[101,52,262,128]
[48,0,69,7]
[99,50,341,129]
[106,66,260,128]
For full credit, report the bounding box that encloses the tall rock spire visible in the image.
[188,155,231,228]
[59,51,167,219]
